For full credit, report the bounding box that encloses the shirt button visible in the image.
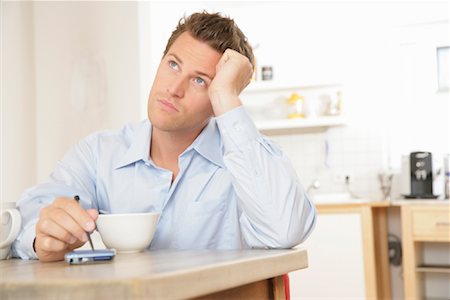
[233,123,242,132]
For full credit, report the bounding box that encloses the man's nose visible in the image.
[167,77,186,98]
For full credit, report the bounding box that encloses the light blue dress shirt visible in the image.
[12,107,316,259]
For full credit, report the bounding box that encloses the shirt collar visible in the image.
[189,118,224,168]
[114,120,152,169]
[115,118,224,169]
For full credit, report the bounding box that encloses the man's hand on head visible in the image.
[208,49,253,116]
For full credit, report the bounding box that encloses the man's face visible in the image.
[147,32,222,136]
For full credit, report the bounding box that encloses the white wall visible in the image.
[1,1,144,203]
[1,2,36,204]
[388,20,449,168]
[32,2,142,182]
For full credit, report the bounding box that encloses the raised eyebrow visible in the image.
[167,53,183,65]
[194,71,213,81]
[167,53,213,80]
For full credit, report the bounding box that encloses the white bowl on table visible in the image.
[96,212,160,253]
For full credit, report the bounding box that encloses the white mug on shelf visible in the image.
[1,202,22,260]
[303,96,319,118]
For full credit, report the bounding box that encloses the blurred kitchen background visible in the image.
[2,1,449,299]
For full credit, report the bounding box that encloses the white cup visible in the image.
[1,202,22,260]
[96,212,159,253]
[304,96,319,118]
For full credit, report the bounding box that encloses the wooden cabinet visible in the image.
[289,201,391,299]
[411,209,450,241]
[399,201,450,299]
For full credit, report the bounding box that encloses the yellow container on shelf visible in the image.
[287,92,305,119]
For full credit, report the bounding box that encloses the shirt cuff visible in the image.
[11,220,38,260]
[215,106,260,151]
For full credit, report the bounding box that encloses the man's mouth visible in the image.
[158,99,179,112]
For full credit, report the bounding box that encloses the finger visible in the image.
[48,208,89,242]
[217,50,233,69]
[53,198,96,232]
[36,234,69,253]
[37,217,78,244]
[223,48,238,57]
[86,209,99,223]
[216,56,227,72]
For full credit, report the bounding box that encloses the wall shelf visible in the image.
[255,115,346,135]
[244,81,342,94]
[241,81,346,135]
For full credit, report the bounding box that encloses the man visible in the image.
[12,12,316,262]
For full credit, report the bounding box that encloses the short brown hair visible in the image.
[163,12,255,69]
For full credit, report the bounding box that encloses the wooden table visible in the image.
[0,248,308,300]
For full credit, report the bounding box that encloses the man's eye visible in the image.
[168,61,178,70]
[194,77,205,86]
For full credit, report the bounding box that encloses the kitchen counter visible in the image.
[308,198,447,299]
[310,192,390,207]
[314,199,390,210]
[310,199,391,299]
[390,198,449,206]
[0,248,308,300]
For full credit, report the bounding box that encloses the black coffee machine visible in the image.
[403,152,438,199]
